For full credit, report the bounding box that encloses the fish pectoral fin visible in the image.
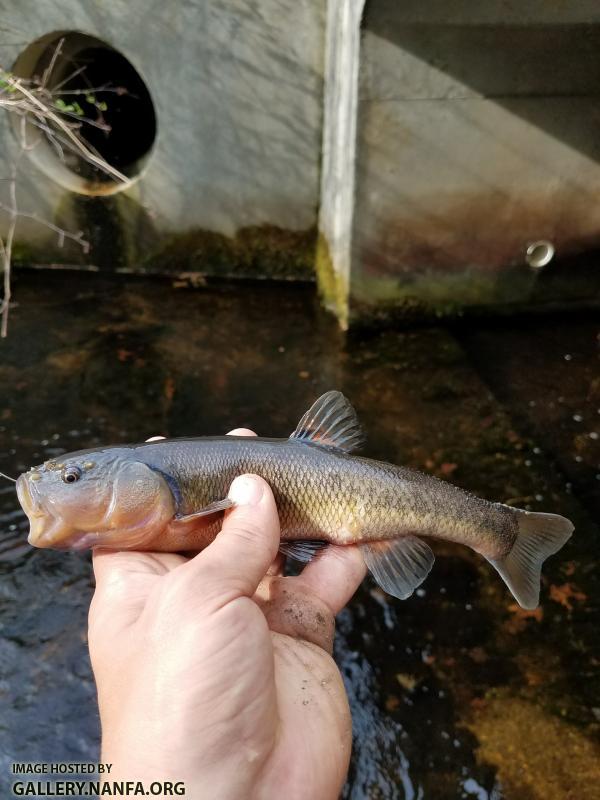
[360,536,435,600]
[279,539,328,563]
[174,497,235,523]
[289,390,365,453]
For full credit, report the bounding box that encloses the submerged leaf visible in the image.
[504,603,543,634]
[549,582,587,611]
[395,673,418,691]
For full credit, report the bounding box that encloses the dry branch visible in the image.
[0,43,130,336]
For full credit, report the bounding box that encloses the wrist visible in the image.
[98,704,269,800]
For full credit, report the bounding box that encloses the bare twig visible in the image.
[51,85,126,96]
[0,158,19,338]
[0,201,89,251]
[0,69,130,184]
[40,36,64,90]
[0,43,131,337]
[49,64,88,93]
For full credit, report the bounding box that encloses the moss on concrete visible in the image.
[349,254,600,325]
[348,267,536,325]
[11,237,78,268]
[12,195,317,281]
[147,223,317,281]
[314,232,349,328]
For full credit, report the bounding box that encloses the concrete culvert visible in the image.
[11,30,157,195]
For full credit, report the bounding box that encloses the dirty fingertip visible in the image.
[300,544,367,614]
[228,474,265,506]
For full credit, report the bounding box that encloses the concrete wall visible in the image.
[1,0,599,321]
[0,0,325,277]
[347,0,600,316]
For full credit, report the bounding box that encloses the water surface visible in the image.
[0,271,598,798]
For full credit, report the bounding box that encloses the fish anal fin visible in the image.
[174,497,234,524]
[488,509,574,609]
[279,539,328,563]
[290,390,365,453]
[360,536,435,600]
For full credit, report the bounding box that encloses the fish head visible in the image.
[17,450,175,550]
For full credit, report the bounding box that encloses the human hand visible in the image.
[88,428,366,800]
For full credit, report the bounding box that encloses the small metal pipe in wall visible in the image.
[525,240,555,269]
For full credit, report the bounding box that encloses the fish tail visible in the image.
[488,510,574,609]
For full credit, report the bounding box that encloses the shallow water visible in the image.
[0,271,598,799]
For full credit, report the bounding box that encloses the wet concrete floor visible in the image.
[0,271,598,799]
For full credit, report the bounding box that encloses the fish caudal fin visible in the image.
[360,535,435,600]
[489,510,574,609]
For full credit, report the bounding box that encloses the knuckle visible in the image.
[225,518,276,562]
[158,570,189,607]
[96,568,133,601]
[229,520,263,546]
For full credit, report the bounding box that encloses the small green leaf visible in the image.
[97,101,107,112]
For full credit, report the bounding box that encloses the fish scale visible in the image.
[141,436,513,548]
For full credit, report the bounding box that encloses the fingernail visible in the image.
[229,475,264,506]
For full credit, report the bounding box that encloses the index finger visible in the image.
[294,544,367,615]
[227,428,257,437]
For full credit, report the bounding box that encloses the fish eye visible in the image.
[62,465,82,484]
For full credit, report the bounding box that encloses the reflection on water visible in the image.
[0,271,598,798]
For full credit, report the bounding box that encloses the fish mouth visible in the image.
[16,473,40,517]
[17,474,79,550]
[28,515,101,550]
[27,516,76,549]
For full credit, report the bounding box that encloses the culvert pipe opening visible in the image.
[10,31,157,195]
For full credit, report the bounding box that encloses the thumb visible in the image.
[183,474,280,602]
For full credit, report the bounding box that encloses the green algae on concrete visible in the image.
[348,266,540,325]
[315,232,349,328]
[13,192,317,280]
[148,224,317,281]
[348,255,600,325]
[59,194,318,279]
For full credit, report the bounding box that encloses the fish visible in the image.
[16,390,573,608]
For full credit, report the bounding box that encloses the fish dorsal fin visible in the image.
[289,391,364,453]
[360,536,435,600]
